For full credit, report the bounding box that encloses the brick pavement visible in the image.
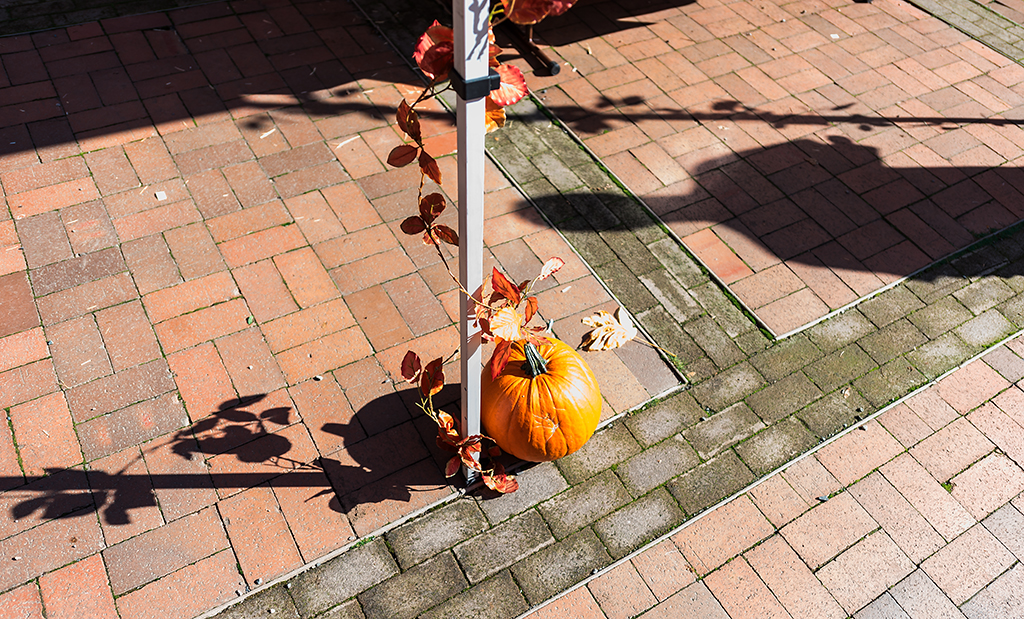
[523,0,1024,337]
[523,347,1024,619]
[6,0,1024,617]
[0,1,676,618]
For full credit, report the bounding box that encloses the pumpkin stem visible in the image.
[521,342,548,378]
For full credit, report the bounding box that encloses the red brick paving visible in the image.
[527,0,1024,335]
[526,349,1024,618]
[0,1,671,615]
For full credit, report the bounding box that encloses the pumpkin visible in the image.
[481,337,602,462]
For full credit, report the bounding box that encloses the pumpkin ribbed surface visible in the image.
[481,338,602,462]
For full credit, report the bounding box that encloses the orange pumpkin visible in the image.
[481,337,602,462]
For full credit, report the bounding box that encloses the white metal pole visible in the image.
[454,0,489,481]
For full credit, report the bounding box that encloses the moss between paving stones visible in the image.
[537,470,633,540]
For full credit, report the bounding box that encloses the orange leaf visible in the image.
[580,306,638,351]
[491,268,522,306]
[400,216,427,235]
[500,0,551,25]
[419,150,442,185]
[490,307,524,342]
[483,463,518,493]
[524,296,538,323]
[433,224,459,246]
[400,350,421,382]
[387,144,419,167]
[489,338,513,380]
[549,0,580,16]
[419,193,445,224]
[484,97,506,133]
[490,64,527,107]
[420,358,445,397]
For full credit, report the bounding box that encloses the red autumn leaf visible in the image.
[413,21,453,70]
[419,150,442,185]
[419,193,446,224]
[420,358,444,397]
[490,64,528,107]
[549,0,579,17]
[523,296,538,322]
[396,100,421,142]
[501,0,551,25]
[433,224,459,246]
[489,338,513,380]
[419,40,454,81]
[400,216,427,235]
[459,440,482,470]
[491,268,522,306]
[484,463,519,493]
[445,455,461,477]
[538,257,564,280]
[422,230,436,246]
[400,350,421,382]
[387,144,419,167]
[488,445,502,458]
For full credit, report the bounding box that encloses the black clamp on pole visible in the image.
[449,68,501,102]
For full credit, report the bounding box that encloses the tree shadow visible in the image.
[0,383,482,531]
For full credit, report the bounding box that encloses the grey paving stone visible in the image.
[804,344,877,394]
[653,581,731,618]
[909,296,974,338]
[357,552,466,619]
[385,499,489,569]
[454,510,554,584]
[798,387,873,440]
[690,362,766,412]
[527,182,577,225]
[906,332,973,379]
[666,450,754,515]
[905,263,969,304]
[556,423,641,485]
[477,462,568,525]
[288,539,398,618]
[685,315,746,369]
[217,585,299,619]
[854,357,926,408]
[624,391,703,448]
[890,569,966,619]
[538,469,633,539]
[640,269,702,324]
[749,334,822,382]
[982,503,1024,561]
[600,194,664,246]
[960,562,1024,619]
[684,401,765,460]
[314,600,364,619]
[561,219,618,265]
[690,282,754,337]
[419,571,529,619]
[615,433,700,497]
[807,310,876,353]
[997,293,1024,327]
[536,125,593,169]
[746,372,823,424]
[956,309,1018,349]
[594,260,658,313]
[735,417,818,476]
[612,334,681,397]
[637,306,706,366]
[593,487,685,559]
[955,277,1016,316]
[854,592,911,619]
[983,346,1024,382]
[858,319,928,365]
[511,527,612,605]
[735,329,771,355]
[566,192,619,232]
[485,140,543,185]
[860,286,926,328]
[647,238,707,288]
[953,246,1008,279]
[601,227,663,276]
